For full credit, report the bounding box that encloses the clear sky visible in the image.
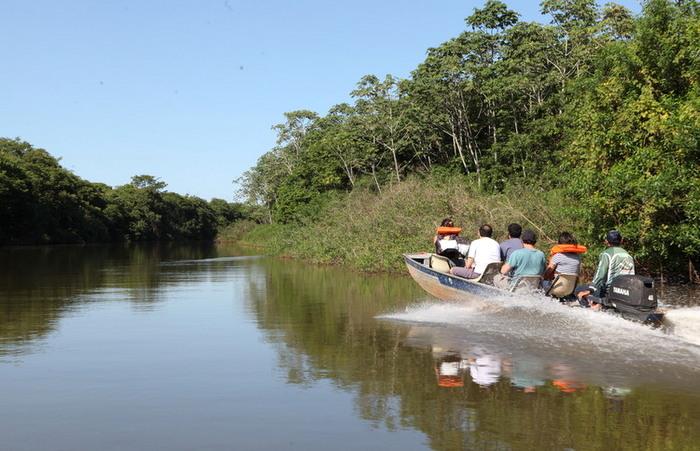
[0,0,641,201]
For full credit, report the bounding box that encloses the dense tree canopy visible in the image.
[239,0,699,274]
[0,138,248,245]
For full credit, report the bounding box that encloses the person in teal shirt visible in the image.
[493,229,546,290]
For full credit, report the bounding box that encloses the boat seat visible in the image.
[429,254,453,274]
[473,261,503,285]
[510,275,542,293]
[546,274,578,298]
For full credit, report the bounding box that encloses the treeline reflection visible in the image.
[0,243,244,356]
[1,247,697,450]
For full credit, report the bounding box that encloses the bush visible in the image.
[239,173,595,273]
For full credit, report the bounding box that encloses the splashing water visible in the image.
[379,292,700,393]
[665,307,700,346]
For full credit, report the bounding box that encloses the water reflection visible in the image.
[247,257,700,450]
[0,246,699,451]
[0,242,250,357]
[432,348,591,395]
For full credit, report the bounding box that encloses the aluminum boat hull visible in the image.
[403,253,506,306]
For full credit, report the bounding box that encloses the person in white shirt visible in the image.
[450,224,501,279]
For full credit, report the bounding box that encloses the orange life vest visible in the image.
[549,244,587,256]
[436,226,462,236]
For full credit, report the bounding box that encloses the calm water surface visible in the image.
[1,244,699,451]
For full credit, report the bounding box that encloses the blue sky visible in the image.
[0,0,641,200]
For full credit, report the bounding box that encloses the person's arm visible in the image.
[543,254,558,280]
[500,262,512,275]
[465,241,477,268]
[543,263,556,280]
[590,252,610,293]
[500,253,516,275]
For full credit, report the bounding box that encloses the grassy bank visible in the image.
[217,220,259,243]
[237,174,612,274]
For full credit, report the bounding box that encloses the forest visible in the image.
[0,137,249,244]
[237,0,699,277]
[1,0,698,278]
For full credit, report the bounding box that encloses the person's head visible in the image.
[479,224,493,238]
[558,231,577,245]
[521,229,537,245]
[441,218,454,227]
[507,223,522,239]
[605,230,623,246]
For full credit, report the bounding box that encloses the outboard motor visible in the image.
[603,275,660,324]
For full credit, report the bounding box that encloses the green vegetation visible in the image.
[242,175,600,273]
[0,138,251,245]
[238,0,700,277]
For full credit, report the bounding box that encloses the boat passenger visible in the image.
[499,223,523,261]
[575,230,635,308]
[493,229,546,290]
[433,218,457,248]
[434,218,467,265]
[450,224,500,279]
[542,232,587,285]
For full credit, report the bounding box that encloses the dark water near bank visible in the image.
[1,244,699,451]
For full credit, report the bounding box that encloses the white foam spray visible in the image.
[379,293,700,391]
[664,307,700,346]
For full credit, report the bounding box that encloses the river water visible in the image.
[1,243,699,451]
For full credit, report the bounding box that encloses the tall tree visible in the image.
[351,74,410,184]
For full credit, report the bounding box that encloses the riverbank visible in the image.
[228,174,698,282]
[227,175,620,277]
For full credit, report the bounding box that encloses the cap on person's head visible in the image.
[521,229,537,245]
[508,223,522,238]
[606,230,622,245]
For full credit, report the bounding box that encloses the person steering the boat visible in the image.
[450,224,500,279]
[493,230,546,290]
[575,230,635,308]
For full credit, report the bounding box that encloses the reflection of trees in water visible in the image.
[247,259,700,450]
[0,242,239,356]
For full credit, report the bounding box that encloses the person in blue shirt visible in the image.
[493,229,546,290]
[499,223,523,261]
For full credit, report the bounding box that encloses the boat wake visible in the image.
[378,294,700,392]
[665,306,700,346]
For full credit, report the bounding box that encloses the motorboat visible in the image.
[403,252,665,326]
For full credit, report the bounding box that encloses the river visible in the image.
[1,243,699,450]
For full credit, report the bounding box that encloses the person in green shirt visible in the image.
[493,229,546,290]
[576,230,635,308]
